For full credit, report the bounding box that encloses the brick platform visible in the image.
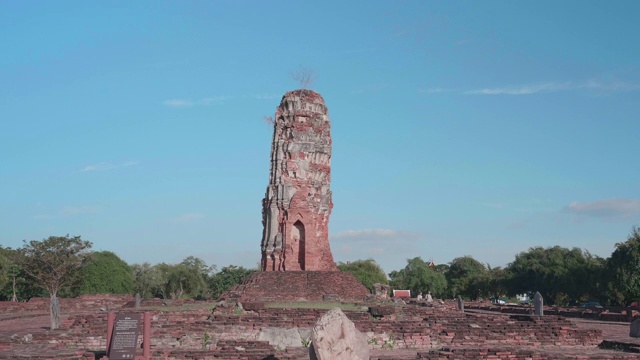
[3,297,640,359]
[221,271,370,302]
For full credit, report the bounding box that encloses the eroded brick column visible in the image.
[261,89,336,271]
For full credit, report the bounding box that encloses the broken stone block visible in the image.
[322,294,340,302]
[258,327,303,350]
[369,306,395,317]
[373,283,390,299]
[241,301,264,311]
[630,317,640,337]
[310,308,369,360]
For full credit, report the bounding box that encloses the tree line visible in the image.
[0,236,255,329]
[1,227,639,327]
[339,227,640,307]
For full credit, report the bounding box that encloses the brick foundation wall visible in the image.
[52,304,603,356]
[222,271,370,302]
[465,301,638,322]
[4,296,620,360]
[0,295,133,321]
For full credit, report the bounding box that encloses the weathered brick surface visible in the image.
[3,297,639,359]
[0,295,132,318]
[261,89,336,272]
[223,271,370,302]
[47,305,604,355]
[465,301,638,322]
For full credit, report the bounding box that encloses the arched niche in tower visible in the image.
[291,220,306,270]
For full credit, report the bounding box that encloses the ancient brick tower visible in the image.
[261,89,337,271]
[219,90,369,301]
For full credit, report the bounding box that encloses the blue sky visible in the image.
[2,1,639,275]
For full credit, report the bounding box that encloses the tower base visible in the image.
[221,271,370,303]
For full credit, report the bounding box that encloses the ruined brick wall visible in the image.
[261,89,336,271]
[464,301,637,322]
[222,271,370,302]
[0,295,132,317]
[59,306,604,355]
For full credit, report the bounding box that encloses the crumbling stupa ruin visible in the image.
[261,89,336,272]
[221,89,369,302]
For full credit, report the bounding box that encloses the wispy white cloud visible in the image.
[60,205,101,217]
[419,87,453,94]
[479,202,507,209]
[163,99,195,107]
[465,79,640,96]
[163,96,230,107]
[507,222,526,230]
[333,229,418,239]
[421,79,640,96]
[253,93,278,100]
[582,79,640,92]
[331,228,424,272]
[332,229,421,253]
[453,38,473,46]
[199,96,230,105]
[144,60,190,69]
[465,82,573,95]
[336,47,378,55]
[174,213,206,224]
[80,161,139,173]
[564,198,640,218]
[81,163,117,172]
[33,205,101,220]
[351,84,388,94]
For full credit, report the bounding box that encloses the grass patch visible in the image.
[264,302,367,311]
[139,302,217,312]
[135,300,367,312]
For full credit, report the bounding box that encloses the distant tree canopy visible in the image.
[76,251,134,295]
[337,259,388,292]
[476,265,508,301]
[5,226,640,308]
[446,256,487,299]
[208,265,255,299]
[131,262,163,299]
[389,257,447,297]
[0,247,45,300]
[0,246,10,291]
[505,246,603,306]
[604,227,640,306]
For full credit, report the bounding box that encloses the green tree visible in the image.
[435,264,450,274]
[0,250,44,301]
[0,246,24,301]
[167,263,205,299]
[471,265,508,301]
[446,256,487,300]
[180,256,214,299]
[0,247,10,294]
[505,246,602,306]
[208,265,255,299]
[389,257,447,297]
[337,259,388,293]
[16,235,92,329]
[152,261,207,300]
[604,227,640,306]
[76,251,134,295]
[131,262,164,299]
